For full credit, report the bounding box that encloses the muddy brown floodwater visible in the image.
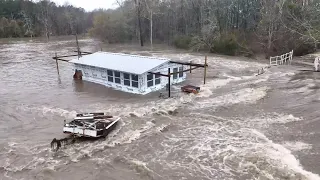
[1,37,320,180]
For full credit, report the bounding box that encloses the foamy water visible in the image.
[283,141,313,152]
[1,39,319,180]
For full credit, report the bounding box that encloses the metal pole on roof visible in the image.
[55,52,60,75]
[168,68,171,98]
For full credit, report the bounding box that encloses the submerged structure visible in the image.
[69,51,187,95]
[53,39,208,97]
[54,51,208,97]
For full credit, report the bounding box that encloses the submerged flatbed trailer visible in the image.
[51,112,120,151]
[63,112,120,138]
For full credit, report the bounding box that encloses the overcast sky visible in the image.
[52,0,118,11]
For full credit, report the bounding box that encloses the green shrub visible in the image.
[285,37,317,56]
[212,36,239,56]
[173,35,192,49]
[186,32,250,56]
[293,42,316,56]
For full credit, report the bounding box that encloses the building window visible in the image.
[147,81,153,87]
[147,73,153,87]
[132,81,138,88]
[131,74,139,88]
[114,71,121,84]
[173,68,178,79]
[107,70,113,82]
[115,78,121,84]
[147,74,153,81]
[155,72,161,85]
[83,67,90,77]
[107,70,113,76]
[179,66,183,77]
[101,71,107,79]
[101,69,107,79]
[132,74,138,81]
[92,69,97,77]
[85,70,91,77]
[124,73,130,86]
[124,73,130,79]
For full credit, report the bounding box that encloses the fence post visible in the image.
[203,56,207,85]
[269,56,271,65]
[168,68,171,98]
[55,52,60,75]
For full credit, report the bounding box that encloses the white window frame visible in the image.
[114,71,121,84]
[91,66,98,78]
[101,68,107,79]
[147,73,154,87]
[155,72,161,85]
[179,66,183,77]
[173,68,178,79]
[107,69,114,82]
[123,73,131,86]
[131,74,139,88]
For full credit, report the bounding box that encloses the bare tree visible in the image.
[280,0,320,51]
[87,0,320,56]
[38,0,51,41]
[142,0,162,49]
[256,0,284,57]
[134,0,144,46]
[20,11,34,38]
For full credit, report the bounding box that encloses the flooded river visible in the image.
[1,37,320,180]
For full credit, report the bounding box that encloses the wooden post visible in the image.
[55,52,60,75]
[168,68,171,98]
[189,60,192,73]
[203,56,207,84]
[76,33,81,59]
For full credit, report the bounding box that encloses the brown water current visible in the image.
[1,37,320,180]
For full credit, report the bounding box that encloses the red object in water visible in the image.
[73,70,83,80]
[181,85,200,94]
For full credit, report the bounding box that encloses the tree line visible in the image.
[89,0,320,57]
[1,0,319,57]
[0,0,94,39]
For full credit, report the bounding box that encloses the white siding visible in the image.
[73,64,145,94]
[73,62,187,95]
[138,62,187,94]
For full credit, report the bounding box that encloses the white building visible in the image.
[69,51,187,95]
